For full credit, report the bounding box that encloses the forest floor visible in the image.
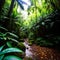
[23,40,60,60]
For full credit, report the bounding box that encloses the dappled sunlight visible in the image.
[22,0,31,10]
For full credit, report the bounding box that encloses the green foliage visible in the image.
[0,1,60,60]
[22,0,53,28]
[0,45,4,51]
[30,10,60,47]
[13,0,60,48]
[35,38,53,46]
[3,55,22,60]
[0,55,4,60]
[7,32,19,38]
[0,48,23,55]
[0,26,8,31]
[0,26,24,60]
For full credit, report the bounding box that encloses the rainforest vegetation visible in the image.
[0,0,60,60]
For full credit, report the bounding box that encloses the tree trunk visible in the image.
[5,0,15,31]
[7,0,15,17]
[0,0,5,13]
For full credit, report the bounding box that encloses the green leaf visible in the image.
[0,32,7,37]
[0,55,4,60]
[4,55,22,60]
[7,42,12,48]
[0,45,5,60]
[0,26,8,31]
[8,37,19,43]
[0,45,4,52]
[7,32,19,38]
[0,48,23,55]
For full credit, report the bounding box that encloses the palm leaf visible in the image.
[0,26,8,31]
[0,55,4,60]
[0,48,23,55]
[7,32,19,38]
[0,45,4,52]
[4,55,22,60]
